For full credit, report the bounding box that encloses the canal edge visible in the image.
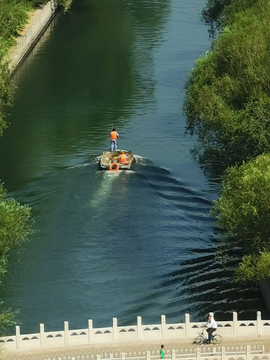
[5,1,60,75]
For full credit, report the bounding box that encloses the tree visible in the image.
[0,183,33,332]
[202,0,267,36]
[184,2,270,166]
[212,154,270,281]
[212,154,270,251]
[236,251,270,282]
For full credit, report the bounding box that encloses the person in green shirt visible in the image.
[160,344,165,359]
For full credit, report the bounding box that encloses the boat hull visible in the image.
[99,150,134,170]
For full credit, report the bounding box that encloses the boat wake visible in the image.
[133,154,148,164]
[89,169,135,209]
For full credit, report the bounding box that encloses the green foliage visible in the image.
[0,302,18,335]
[0,184,33,259]
[236,251,270,282]
[192,0,270,283]
[0,183,33,329]
[0,0,30,40]
[212,154,270,253]
[184,1,270,166]
[201,0,267,36]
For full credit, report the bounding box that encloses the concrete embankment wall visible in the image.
[6,0,59,74]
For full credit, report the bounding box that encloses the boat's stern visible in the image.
[99,150,134,170]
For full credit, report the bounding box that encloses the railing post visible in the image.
[15,325,21,350]
[88,319,93,344]
[40,323,45,347]
[147,350,151,360]
[137,316,143,340]
[172,349,176,360]
[257,311,262,336]
[246,345,251,360]
[161,315,166,339]
[233,312,238,336]
[185,313,190,338]
[221,346,226,360]
[64,321,69,346]
[196,347,201,360]
[113,317,118,342]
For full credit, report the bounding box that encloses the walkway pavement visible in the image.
[2,337,270,360]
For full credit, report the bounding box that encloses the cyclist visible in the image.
[204,315,217,343]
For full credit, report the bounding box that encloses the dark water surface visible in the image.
[0,0,268,334]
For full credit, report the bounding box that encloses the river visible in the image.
[0,0,268,335]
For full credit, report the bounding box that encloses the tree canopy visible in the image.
[184,0,270,166]
[0,183,33,332]
[185,0,270,283]
[212,154,270,252]
[212,154,270,282]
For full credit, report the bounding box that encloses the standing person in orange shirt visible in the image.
[110,128,119,152]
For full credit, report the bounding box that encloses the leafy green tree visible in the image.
[184,2,270,166]
[188,0,270,283]
[0,184,32,256]
[0,302,18,335]
[201,0,267,36]
[212,154,270,252]
[212,154,270,281]
[0,183,33,331]
[236,251,270,282]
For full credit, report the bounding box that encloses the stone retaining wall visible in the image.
[6,0,59,74]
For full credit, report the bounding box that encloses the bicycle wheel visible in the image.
[211,334,222,344]
[193,336,204,345]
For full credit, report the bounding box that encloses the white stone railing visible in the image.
[2,344,268,360]
[1,311,270,353]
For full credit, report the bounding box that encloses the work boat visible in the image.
[99,150,134,171]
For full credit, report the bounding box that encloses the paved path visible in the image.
[2,337,270,359]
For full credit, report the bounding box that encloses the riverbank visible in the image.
[4,0,59,74]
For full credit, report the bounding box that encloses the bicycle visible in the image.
[193,329,222,345]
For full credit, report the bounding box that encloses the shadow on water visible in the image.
[178,145,269,322]
[114,163,269,325]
